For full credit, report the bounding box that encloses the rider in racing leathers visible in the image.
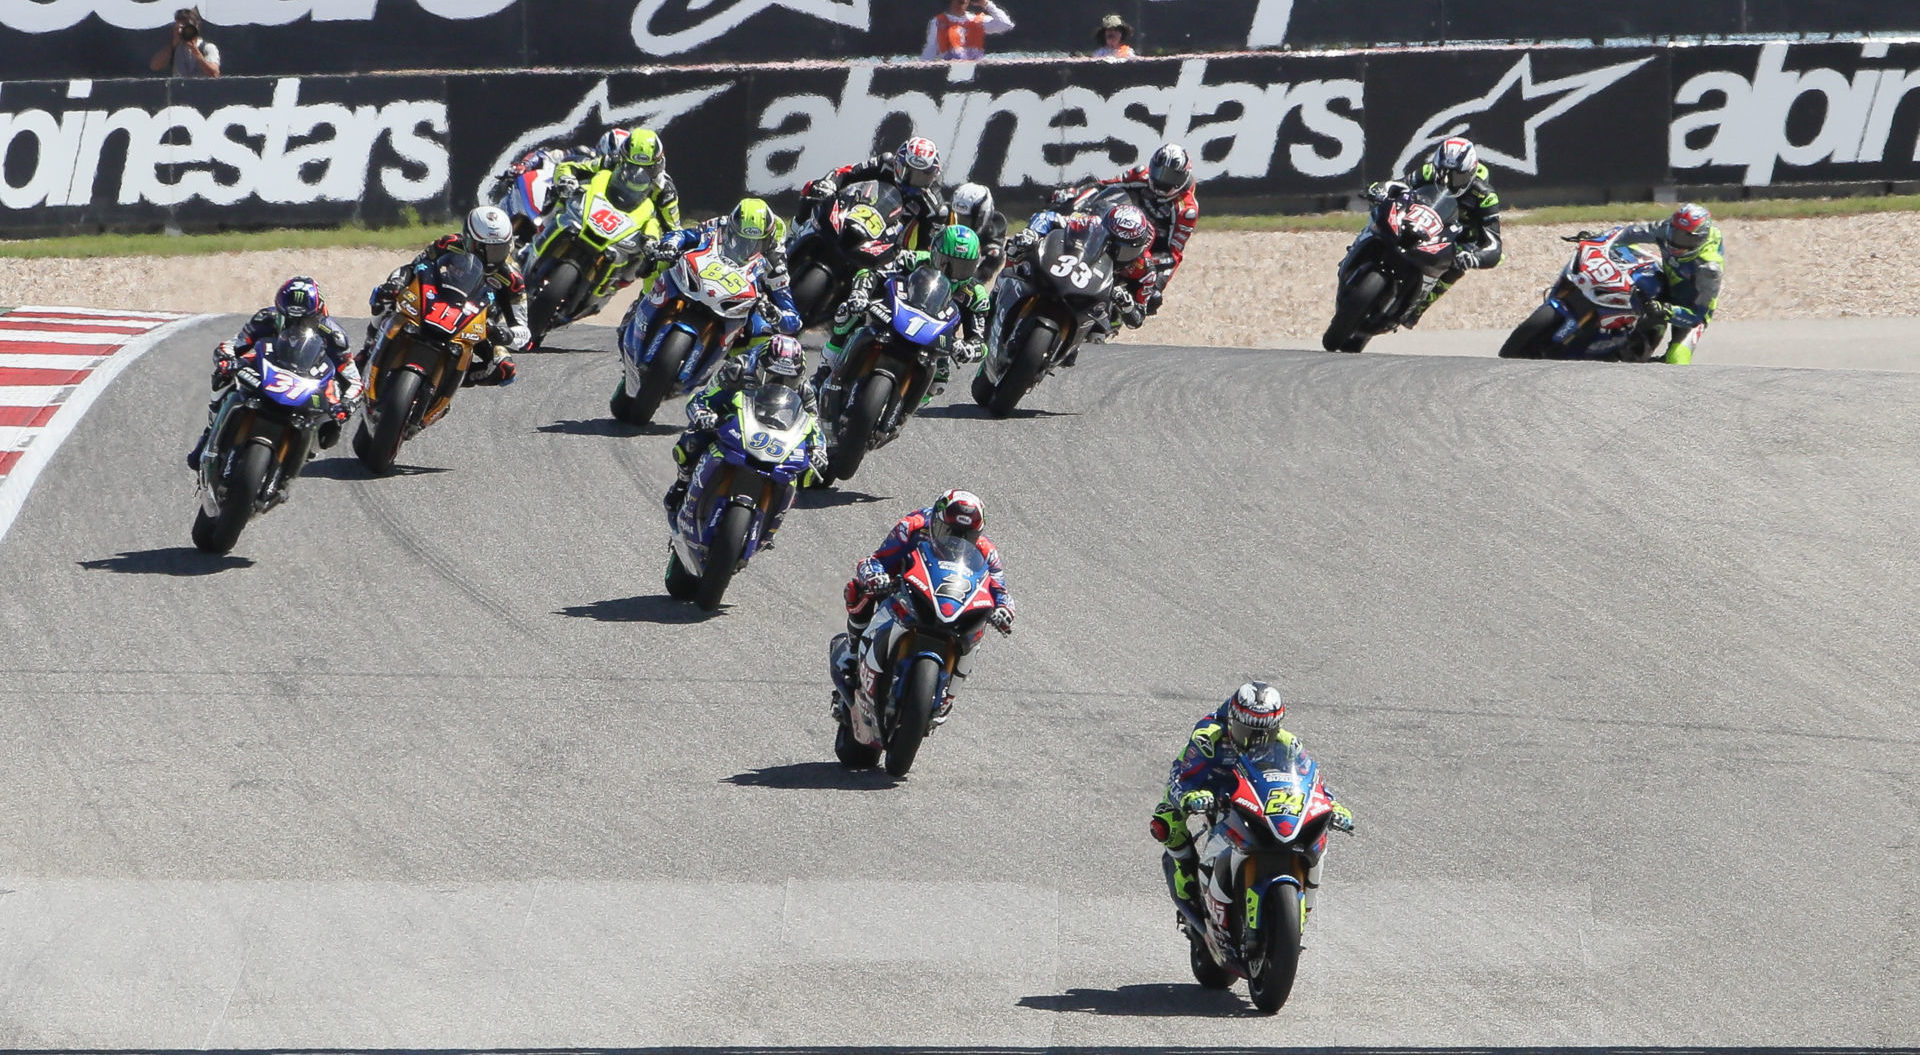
[1366,135,1503,328]
[1150,682,1356,917]
[946,182,1009,287]
[839,489,1014,724]
[650,198,803,337]
[663,334,826,520]
[1599,203,1723,365]
[364,205,526,386]
[801,137,948,252]
[1003,202,1157,360]
[1049,142,1197,316]
[187,276,360,471]
[819,224,989,405]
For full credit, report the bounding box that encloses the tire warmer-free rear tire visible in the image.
[884,656,940,777]
[1322,269,1389,353]
[830,373,892,481]
[834,723,882,769]
[664,547,699,600]
[1499,303,1560,359]
[1189,933,1234,990]
[694,503,753,612]
[190,440,271,555]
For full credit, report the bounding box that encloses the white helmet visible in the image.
[465,205,513,267]
[948,182,995,232]
[1227,681,1286,751]
[1430,136,1479,193]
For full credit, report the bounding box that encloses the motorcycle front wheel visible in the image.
[883,655,940,777]
[529,260,580,344]
[790,262,836,329]
[694,503,753,611]
[829,373,891,480]
[987,320,1052,418]
[1498,303,1559,359]
[356,368,421,475]
[190,440,271,555]
[1246,883,1303,1014]
[1322,269,1388,353]
[626,328,695,426]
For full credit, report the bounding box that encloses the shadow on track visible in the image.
[723,761,901,791]
[76,547,254,575]
[917,402,1077,421]
[1016,983,1254,1018]
[557,594,715,623]
[538,418,677,438]
[302,458,450,480]
[796,486,891,509]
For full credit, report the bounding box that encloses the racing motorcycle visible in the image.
[828,534,997,777]
[191,327,345,555]
[522,169,663,345]
[784,179,907,330]
[818,264,959,482]
[1320,183,1462,353]
[488,146,565,244]
[1169,736,1348,1014]
[352,250,495,474]
[971,220,1116,418]
[611,227,768,426]
[1499,228,1668,361]
[664,384,819,612]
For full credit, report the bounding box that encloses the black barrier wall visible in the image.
[6,42,1920,237]
[4,0,1918,81]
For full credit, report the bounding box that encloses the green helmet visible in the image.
[931,224,981,282]
[730,198,775,240]
[619,128,665,184]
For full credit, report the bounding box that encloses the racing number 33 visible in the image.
[1048,254,1095,288]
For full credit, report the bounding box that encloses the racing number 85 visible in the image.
[700,260,750,295]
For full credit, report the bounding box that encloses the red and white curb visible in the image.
[0,306,203,544]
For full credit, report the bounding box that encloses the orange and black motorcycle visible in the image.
[353,251,497,474]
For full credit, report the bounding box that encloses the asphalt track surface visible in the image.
[2,315,1917,1051]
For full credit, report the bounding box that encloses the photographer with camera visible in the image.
[149,7,221,78]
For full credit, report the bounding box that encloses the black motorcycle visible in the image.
[819,265,961,482]
[970,221,1117,418]
[784,180,907,331]
[1321,183,1462,353]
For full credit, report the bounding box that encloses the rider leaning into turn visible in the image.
[1005,201,1158,357]
[1150,682,1356,915]
[1052,142,1198,315]
[841,490,1014,724]
[549,126,682,232]
[663,334,826,519]
[820,224,989,404]
[1367,135,1503,328]
[653,198,803,336]
[1604,203,1723,365]
[187,277,360,472]
[365,205,526,386]
[802,137,948,251]
[946,182,1009,286]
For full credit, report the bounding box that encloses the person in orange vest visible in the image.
[922,0,1014,61]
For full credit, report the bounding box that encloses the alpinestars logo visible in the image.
[475,79,734,205]
[1393,54,1653,176]
[631,0,867,55]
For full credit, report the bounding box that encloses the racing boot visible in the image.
[662,469,692,523]
[1401,278,1453,329]
[920,356,951,407]
[1170,853,1203,915]
[186,428,210,472]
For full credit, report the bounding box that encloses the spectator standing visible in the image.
[923,0,1014,61]
[149,7,221,77]
[1092,14,1135,59]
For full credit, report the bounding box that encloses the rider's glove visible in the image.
[1564,229,1604,243]
[857,558,890,593]
[1179,789,1216,816]
[953,339,985,365]
[804,177,837,201]
[1453,247,1481,271]
[328,401,352,424]
[808,444,829,472]
[1047,186,1080,209]
[865,299,893,328]
[553,173,580,197]
[369,283,397,315]
[688,404,719,431]
[1330,802,1356,833]
[489,355,518,387]
[834,294,867,323]
[989,605,1014,635]
[212,347,238,386]
[1366,179,1409,203]
[1007,229,1039,259]
[1645,300,1675,322]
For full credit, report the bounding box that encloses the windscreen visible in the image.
[901,265,953,317]
[718,227,761,266]
[925,534,987,572]
[1241,738,1310,780]
[750,384,804,432]
[433,251,488,301]
[263,325,332,374]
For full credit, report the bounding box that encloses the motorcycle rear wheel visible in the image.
[694,504,752,611]
[357,368,421,475]
[664,547,699,601]
[190,440,271,555]
[1499,303,1559,359]
[987,321,1051,419]
[830,373,891,480]
[884,656,940,777]
[834,722,881,769]
[1247,884,1303,1014]
[530,260,580,345]
[1323,269,1388,353]
[627,328,694,426]
[1189,934,1234,990]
